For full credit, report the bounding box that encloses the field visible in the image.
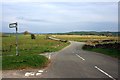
[2,34,69,56]
[2,34,119,70]
[2,34,69,70]
[52,35,119,58]
[53,35,118,42]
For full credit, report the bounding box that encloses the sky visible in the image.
[1,1,118,33]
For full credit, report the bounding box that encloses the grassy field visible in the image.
[2,34,119,69]
[2,34,69,56]
[2,34,69,70]
[54,35,118,42]
[53,35,119,58]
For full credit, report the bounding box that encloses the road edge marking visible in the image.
[95,66,116,80]
[36,73,42,76]
[25,72,35,77]
[76,54,85,61]
[49,53,51,59]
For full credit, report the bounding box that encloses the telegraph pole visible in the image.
[15,26,19,56]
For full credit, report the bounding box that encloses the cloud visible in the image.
[1,0,119,3]
[2,2,118,33]
[16,17,49,22]
[3,2,117,23]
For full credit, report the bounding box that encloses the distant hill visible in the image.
[1,31,120,36]
[53,31,120,36]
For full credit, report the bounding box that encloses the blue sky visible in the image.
[2,2,118,33]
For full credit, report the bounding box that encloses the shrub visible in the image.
[23,31,30,35]
[31,34,36,39]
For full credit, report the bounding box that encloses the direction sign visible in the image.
[9,22,17,28]
[9,22,19,56]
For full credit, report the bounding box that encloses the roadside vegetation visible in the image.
[2,33,119,70]
[2,34,69,70]
[2,54,49,70]
[53,34,119,58]
[82,42,120,58]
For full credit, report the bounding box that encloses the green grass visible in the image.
[83,47,119,58]
[2,54,49,70]
[2,34,69,70]
[2,34,69,56]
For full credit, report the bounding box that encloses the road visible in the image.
[42,41,118,79]
[2,41,118,79]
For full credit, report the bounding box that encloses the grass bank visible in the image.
[2,34,69,70]
[82,43,120,58]
[2,54,49,70]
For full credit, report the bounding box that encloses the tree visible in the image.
[31,34,36,39]
[23,31,30,35]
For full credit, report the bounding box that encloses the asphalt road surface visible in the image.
[42,41,118,79]
[2,41,118,79]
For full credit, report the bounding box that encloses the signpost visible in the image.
[9,22,19,56]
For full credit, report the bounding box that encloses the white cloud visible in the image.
[1,0,119,3]
[3,2,117,23]
[2,2,118,32]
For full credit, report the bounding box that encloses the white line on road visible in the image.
[76,54,85,61]
[25,69,45,77]
[49,53,51,59]
[38,70,44,73]
[95,66,116,80]
[25,72,35,77]
[25,72,31,77]
[36,73,42,76]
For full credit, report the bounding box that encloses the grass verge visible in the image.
[83,45,119,58]
[2,34,69,70]
[2,54,49,70]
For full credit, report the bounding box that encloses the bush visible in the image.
[31,34,36,39]
[23,31,30,35]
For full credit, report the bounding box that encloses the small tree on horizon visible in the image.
[23,31,30,35]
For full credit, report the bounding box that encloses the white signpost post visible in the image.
[9,22,19,56]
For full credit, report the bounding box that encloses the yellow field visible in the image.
[52,35,118,41]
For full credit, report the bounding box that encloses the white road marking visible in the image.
[95,66,116,80]
[30,72,35,76]
[76,54,85,61]
[25,70,45,77]
[25,72,31,77]
[36,73,42,76]
[49,53,51,59]
[38,70,44,73]
[25,72,35,77]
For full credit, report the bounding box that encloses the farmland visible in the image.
[2,34,69,70]
[2,34,69,56]
[53,35,118,42]
[53,35,119,58]
[2,34,119,70]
